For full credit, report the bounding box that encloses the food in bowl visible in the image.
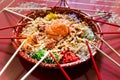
[13,7,102,68]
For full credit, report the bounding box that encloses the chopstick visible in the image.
[95,33,120,57]
[4,8,33,21]
[92,45,120,68]
[86,12,110,18]
[0,39,27,76]
[20,51,50,80]
[97,32,120,34]
[0,22,31,30]
[0,0,4,4]
[7,7,109,18]
[86,41,102,80]
[87,18,120,27]
[0,0,15,14]
[0,37,26,39]
[49,52,71,80]
[79,9,104,13]
[93,0,120,3]
[6,6,105,14]
[6,7,116,29]
[7,7,51,10]
[70,1,120,9]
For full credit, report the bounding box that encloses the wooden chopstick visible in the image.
[0,0,4,4]
[49,52,71,80]
[20,51,50,80]
[7,7,51,10]
[0,22,31,30]
[7,7,109,17]
[86,41,102,80]
[79,9,104,13]
[0,0,15,14]
[97,32,120,34]
[95,33,120,57]
[0,37,26,39]
[87,18,120,27]
[0,39,27,76]
[6,6,119,28]
[4,8,33,21]
[92,44,120,68]
[86,12,110,18]
[6,4,112,16]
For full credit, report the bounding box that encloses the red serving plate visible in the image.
[12,7,102,69]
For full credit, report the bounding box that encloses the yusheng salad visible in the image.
[20,12,97,64]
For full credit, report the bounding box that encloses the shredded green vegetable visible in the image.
[82,27,95,40]
[43,53,60,64]
[31,49,45,60]
[31,49,60,64]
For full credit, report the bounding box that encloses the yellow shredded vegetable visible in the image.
[44,13,58,20]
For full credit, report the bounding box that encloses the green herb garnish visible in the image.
[81,27,95,40]
[43,53,60,64]
[31,49,45,60]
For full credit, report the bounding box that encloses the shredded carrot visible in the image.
[51,21,69,36]
[45,20,69,40]
[45,26,58,36]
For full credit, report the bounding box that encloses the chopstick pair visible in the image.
[89,34,120,68]
[95,33,120,57]
[92,44,120,68]
[87,18,120,27]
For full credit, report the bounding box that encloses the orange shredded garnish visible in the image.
[45,20,69,40]
[51,21,69,36]
[45,26,58,36]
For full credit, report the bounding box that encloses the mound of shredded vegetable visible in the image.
[20,12,97,64]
